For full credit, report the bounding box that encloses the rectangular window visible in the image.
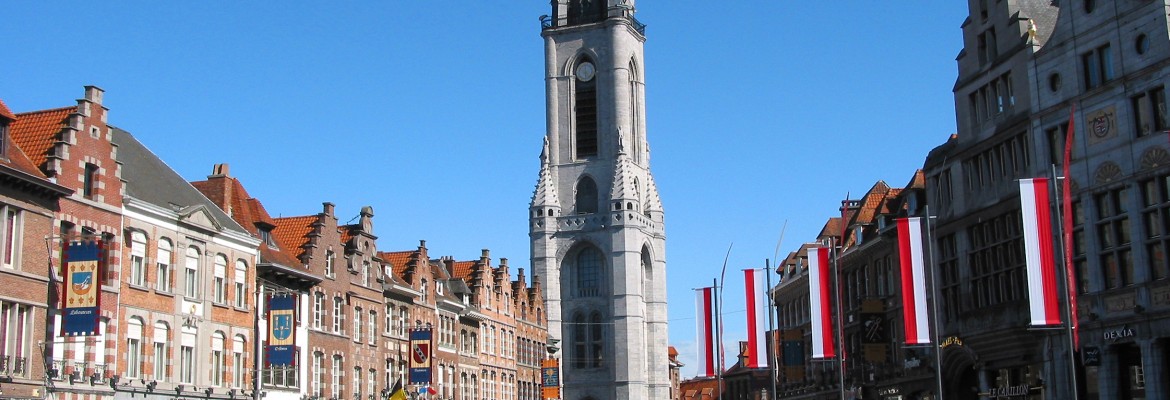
[127,337,141,378]
[313,353,323,397]
[332,297,343,334]
[1083,44,1114,90]
[313,293,323,329]
[354,308,362,343]
[331,356,342,398]
[214,276,225,303]
[1133,87,1168,137]
[2,207,20,269]
[212,349,223,386]
[368,311,376,345]
[233,351,243,388]
[1142,176,1170,281]
[180,345,194,383]
[156,243,172,292]
[1097,188,1134,288]
[0,303,31,377]
[152,342,166,380]
[83,163,99,198]
[325,250,335,278]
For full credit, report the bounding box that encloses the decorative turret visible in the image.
[530,136,561,224]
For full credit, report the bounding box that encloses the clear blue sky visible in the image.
[1,2,968,378]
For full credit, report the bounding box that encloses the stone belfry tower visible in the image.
[530,1,668,399]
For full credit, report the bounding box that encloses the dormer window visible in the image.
[436,281,444,295]
[258,227,278,248]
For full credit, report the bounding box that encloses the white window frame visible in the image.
[129,231,147,285]
[156,239,172,292]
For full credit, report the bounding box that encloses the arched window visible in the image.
[233,335,246,388]
[152,321,169,380]
[126,317,144,378]
[184,246,200,298]
[576,247,602,297]
[213,254,228,303]
[641,246,653,300]
[589,312,604,368]
[234,259,248,307]
[575,177,598,214]
[211,331,225,386]
[156,238,172,292]
[571,312,605,369]
[129,231,147,286]
[574,57,598,158]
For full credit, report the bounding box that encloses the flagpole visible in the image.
[1052,165,1081,400]
[923,207,945,400]
[714,277,724,400]
[832,238,846,400]
[765,260,778,400]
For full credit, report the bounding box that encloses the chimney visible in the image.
[84,85,104,105]
[480,249,490,264]
[211,163,230,177]
[197,163,233,212]
[323,202,335,217]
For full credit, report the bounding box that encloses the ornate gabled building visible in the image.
[530,1,668,398]
[10,86,124,400]
[0,98,72,400]
[193,164,321,400]
[116,134,261,400]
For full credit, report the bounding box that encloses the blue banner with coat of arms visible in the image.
[265,295,297,366]
[62,240,103,336]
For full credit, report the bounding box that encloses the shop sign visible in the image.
[1103,326,1135,341]
[985,384,1032,398]
[1082,346,1101,367]
[941,336,963,348]
[878,387,901,396]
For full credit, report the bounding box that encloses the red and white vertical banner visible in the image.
[807,247,835,358]
[1020,178,1063,326]
[896,217,931,344]
[694,286,719,377]
[743,268,769,368]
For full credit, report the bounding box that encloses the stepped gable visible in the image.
[10,106,72,170]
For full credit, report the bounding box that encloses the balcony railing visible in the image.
[539,7,645,35]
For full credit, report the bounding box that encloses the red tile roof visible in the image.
[449,260,478,280]
[272,216,316,260]
[379,250,418,280]
[0,99,15,120]
[10,106,73,169]
[338,226,353,245]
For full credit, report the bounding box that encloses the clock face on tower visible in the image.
[576,61,595,82]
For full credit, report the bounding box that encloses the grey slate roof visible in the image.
[111,127,249,234]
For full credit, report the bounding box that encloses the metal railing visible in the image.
[539,7,645,35]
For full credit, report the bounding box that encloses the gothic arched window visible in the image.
[589,312,604,367]
[576,246,602,297]
[575,177,599,214]
[574,57,598,158]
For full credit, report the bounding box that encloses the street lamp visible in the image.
[545,338,560,358]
